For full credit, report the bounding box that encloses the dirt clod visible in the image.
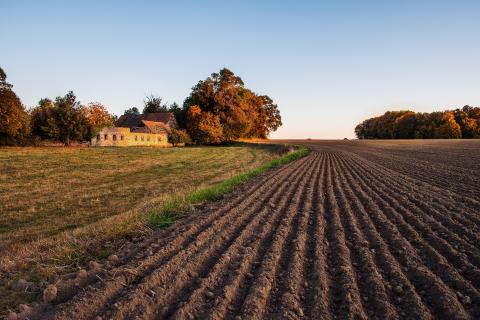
[462,295,471,305]
[89,261,102,270]
[77,269,88,279]
[107,254,119,262]
[6,311,18,320]
[43,285,58,303]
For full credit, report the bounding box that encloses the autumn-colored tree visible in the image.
[81,102,114,139]
[183,68,281,143]
[0,67,30,145]
[394,111,416,139]
[434,112,461,139]
[186,105,223,144]
[355,107,478,139]
[254,95,282,138]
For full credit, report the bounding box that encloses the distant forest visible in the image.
[355,107,480,139]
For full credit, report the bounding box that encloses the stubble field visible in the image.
[7,140,480,319]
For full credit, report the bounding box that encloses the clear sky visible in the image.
[1,0,479,139]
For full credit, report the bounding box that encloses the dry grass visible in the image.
[0,143,285,314]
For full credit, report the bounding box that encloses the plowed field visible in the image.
[32,140,480,320]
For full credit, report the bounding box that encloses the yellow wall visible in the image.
[91,127,171,147]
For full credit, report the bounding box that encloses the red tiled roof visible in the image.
[141,120,169,134]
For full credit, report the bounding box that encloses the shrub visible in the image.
[168,128,192,146]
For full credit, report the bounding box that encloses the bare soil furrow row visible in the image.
[332,152,472,319]
[302,152,331,320]
[265,153,323,319]
[324,153,368,319]
[333,155,433,319]
[339,153,480,289]
[238,155,320,320]
[329,154,398,319]
[170,154,322,320]
[347,151,480,234]
[351,148,480,202]
[342,162,480,319]
[340,152,480,265]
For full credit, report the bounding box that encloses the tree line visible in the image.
[355,108,480,139]
[0,67,281,146]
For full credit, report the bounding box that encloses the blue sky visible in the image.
[1,0,479,138]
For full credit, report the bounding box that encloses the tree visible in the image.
[0,67,13,90]
[0,67,30,145]
[48,91,87,145]
[186,105,223,144]
[253,95,282,138]
[124,107,140,115]
[0,88,30,145]
[168,102,186,128]
[30,98,56,139]
[143,95,168,113]
[434,112,462,139]
[354,107,478,139]
[168,128,192,146]
[183,68,282,143]
[82,102,114,139]
[394,112,416,139]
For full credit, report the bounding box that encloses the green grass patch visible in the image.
[149,145,309,228]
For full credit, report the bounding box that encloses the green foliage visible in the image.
[148,145,308,228]
[50,92,87,145]
[355,107,480,139]
[167,128,192,146]
[29,92,88,145]
[0,67,13,90]
[142,94,168,113]
[31,94,115,144]
[124,106,140,115]
[168,102,186,128]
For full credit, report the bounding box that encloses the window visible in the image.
[96,134,100,141]
[113,134,117,141]
[104,134,108,140]
[141,136,144,141]
[134,136,138,141]
[120,135,124,141]
[147,136,150,141]
[158,137,161,142]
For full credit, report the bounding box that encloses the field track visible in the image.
[33,141,480,320]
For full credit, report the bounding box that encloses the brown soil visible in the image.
[16,140,480,319]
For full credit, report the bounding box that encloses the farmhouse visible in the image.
[91,112,178,147]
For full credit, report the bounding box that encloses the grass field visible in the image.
[0,143,290,314]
